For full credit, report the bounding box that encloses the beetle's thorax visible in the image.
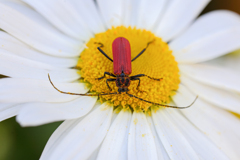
[116,72,130,93]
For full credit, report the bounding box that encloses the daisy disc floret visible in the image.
[77,26,180,111]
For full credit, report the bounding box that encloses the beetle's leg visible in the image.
[130,77,141,90]
[130,77,146,93]
[96,72,116,80]
[106,78,116,91]
[131,39,155,62]
[130,74,162,81]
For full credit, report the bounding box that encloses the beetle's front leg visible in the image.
[106,78,116,91]
[96,72,116,80]
[130,74,162,81]
[130,77,146,93]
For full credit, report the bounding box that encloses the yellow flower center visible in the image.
[77,26,180,112]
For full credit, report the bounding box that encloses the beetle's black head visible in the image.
[116,73,130,93]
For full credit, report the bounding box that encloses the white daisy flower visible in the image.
[1,0,240,159]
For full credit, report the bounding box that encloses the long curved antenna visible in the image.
[127,93,198,109]
[48,74,197,109]
[48,74,117,96]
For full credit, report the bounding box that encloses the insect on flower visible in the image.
[48,37,197,109]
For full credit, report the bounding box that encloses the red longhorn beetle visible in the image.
[48,37,197,109]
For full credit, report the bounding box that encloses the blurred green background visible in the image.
[1,0,240,159]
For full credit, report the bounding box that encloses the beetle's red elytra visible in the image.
[48,37,197,109]
[112,37,132,75]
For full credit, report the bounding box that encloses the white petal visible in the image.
[122,0,168,29]
[198,101,240,139]
[44,103,113,160]
[40,119,83,160]
[40,102,102,159]
[180,64,240,93]
[0,0,83,57]
[173,85,240,159]
[165,109,229,160]
[22,0,93,41]
[111,109,119,124]
[173,84,240,136]
[97,0,124,28]
[152,109,199,160]
[0,103,13,110]
[108,110,129,160]
[181,75,240,114]
[134,0,168,30]
[203,50,240,73]
[0,50,80,82]
[0,31,77,68]
[88,145,101,160]
[128,111,158,160]
[122,0,136,27]
[16,96,97,126]
[0,103,20,121]
[0,78,88,103]
[0,49,54,69]
[154,0,210,42]
[146,115,170,160]
[97,109,132,160]
[63,0,105,34]
[170,10,240,63]
[0,107,19,121]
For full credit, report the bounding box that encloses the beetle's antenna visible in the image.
[94,42,104,48]
[97,47,113,62]
[131,39,155,62]
[94,42,113,62]
[48,74,117,96]
[127,93,198,109]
